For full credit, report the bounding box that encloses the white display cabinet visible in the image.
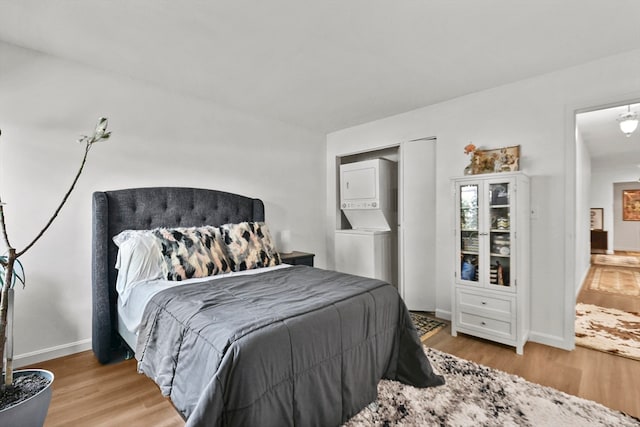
[451,172,530,354]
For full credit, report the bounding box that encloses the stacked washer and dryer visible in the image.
[335,158,397,286]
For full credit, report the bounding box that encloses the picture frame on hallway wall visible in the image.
[590,208,603,230]
[622,190,640,221]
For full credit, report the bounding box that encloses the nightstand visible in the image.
[280,251,315,267]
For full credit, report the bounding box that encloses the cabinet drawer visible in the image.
[458,289,513,317]
[459,312,514,339]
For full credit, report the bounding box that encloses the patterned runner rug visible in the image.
[592,254,640,268]
[588,266,640,296]
[575,303,640,361]
[344,347,639,426]
[409,312,446,341]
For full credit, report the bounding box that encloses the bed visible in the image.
[91,187,444,426]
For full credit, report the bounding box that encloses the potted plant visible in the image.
[0,118,111,426]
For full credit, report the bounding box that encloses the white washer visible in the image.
[340,159,395,231]
[334,229,393,285]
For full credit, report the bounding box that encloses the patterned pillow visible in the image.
[152,226,231,281]
[219,222,281,271]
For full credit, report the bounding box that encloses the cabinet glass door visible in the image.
[459,184,479,283]
[488,182,512,287]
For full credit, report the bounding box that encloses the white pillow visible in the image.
[113,230,163,305]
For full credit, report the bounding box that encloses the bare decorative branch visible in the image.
[0,117,110,389]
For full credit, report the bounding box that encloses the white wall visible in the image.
[590,172,640,253]
[327,48,640,350]
[0,42,326,365]
[575,129,592,295]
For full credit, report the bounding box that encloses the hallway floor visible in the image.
[578,252,640,313]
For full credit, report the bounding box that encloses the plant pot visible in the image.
[0,369,54,427]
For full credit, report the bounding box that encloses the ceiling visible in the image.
[1,1,640,152]
[577,103,640,169]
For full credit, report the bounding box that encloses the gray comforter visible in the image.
[136,266,444,426]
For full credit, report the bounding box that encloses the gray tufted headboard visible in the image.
[91,187,265,363]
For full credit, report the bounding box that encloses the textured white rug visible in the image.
[575,303,640,361]
[345,347,639,426]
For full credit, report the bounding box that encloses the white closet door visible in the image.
[399,138,436,311]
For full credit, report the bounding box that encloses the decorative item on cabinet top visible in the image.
[463,143,476,175]
[462,144,520,175]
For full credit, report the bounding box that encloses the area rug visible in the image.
[344,347,639,426]
[575,303,640,361]
[588,267,640,296]
[409,312,446,341]
[592,254,640,268]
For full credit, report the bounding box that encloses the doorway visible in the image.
[574,101,640,359]
[333,138,437,311]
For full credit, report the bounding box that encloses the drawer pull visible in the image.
[481,301,487,305]
[481,321,486,326]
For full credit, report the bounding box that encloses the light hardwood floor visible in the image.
[27,321,639,426]
[29,352,184,427]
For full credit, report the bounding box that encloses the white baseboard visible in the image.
[435,308,451,321]
[529,331,573,351]
[14,339,92,368]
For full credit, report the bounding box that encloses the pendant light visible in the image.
[618,105,638,137]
